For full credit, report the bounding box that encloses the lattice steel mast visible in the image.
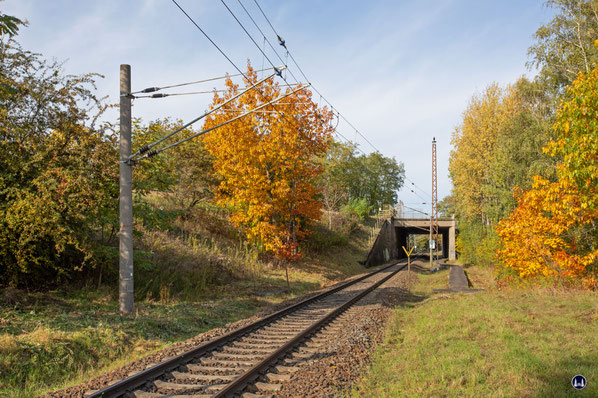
[431,137,439,270]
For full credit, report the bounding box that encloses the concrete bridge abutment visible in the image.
[364,217,457,267]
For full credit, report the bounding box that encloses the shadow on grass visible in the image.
[534,355,598,396]
[407,262,439,275]
[0,287,73,310]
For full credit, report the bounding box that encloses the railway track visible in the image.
[89,260,408,398]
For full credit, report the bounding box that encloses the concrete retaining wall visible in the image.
[364,218,398,267]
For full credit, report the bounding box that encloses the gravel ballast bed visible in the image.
[42,265,396,398]
[274,269,417,397]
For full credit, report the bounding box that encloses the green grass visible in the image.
[352,263,598,397]
[0,263,364,398]
[0,222,372,398]
[0,286,278,398]
[0,271,338,398]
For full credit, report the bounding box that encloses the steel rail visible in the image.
[88,260,406,398]
[214,262,407,397]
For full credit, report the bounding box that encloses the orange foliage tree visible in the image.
[497,65,598,289]
[202,65,334,259]
[496,176,598,286]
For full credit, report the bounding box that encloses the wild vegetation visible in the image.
[201,66,334,259]
[0,18,119,289]
[449,0,598,289]
[0,10,404,290]
[0,212,379,397]
[0,9,406,396]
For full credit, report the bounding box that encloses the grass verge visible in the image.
[0,220,371,397]
[0,288,273,398]
[351,262,598,397]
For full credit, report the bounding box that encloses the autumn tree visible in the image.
[547,63,598,210]
[201,64,333,259]
[497,65,598,289]
[485,77,557,221]
[448,84,520,264]
[497,177,598,288]
[451,1,598,275]
[448,77,564,265]
[449,83,523,224]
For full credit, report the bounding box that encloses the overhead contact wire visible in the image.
[222,0,345,146]
[220,0,280,76]
[226,0,432,203]
[252,0,384,152]
[129,69,284,160]
[162,0,304,161]
[135,84,310,160]
[217,0,310,134]
[129,66,276,95]
[132,83,303,99]
[252,0,430,199]
[172,0,305,142]
[171,0,247,77]
[234,0,301,85]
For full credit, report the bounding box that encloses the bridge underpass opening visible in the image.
[393,218,456,261]
[411,232,444,256]
[397,229,445,258]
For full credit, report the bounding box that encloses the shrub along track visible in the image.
[71,260,409,398]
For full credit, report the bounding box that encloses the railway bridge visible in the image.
[364,216,457,267]
[394,217,456,260]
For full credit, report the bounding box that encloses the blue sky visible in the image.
[3,0,556,215]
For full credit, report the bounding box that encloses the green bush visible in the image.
[341,198,372,221]
[456,222,499,267]
[0,39,118,288]
[304,223,348,253]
